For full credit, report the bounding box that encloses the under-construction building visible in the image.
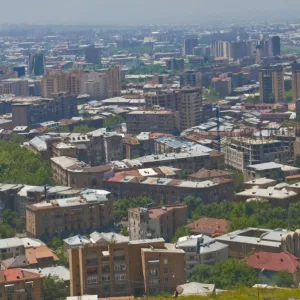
[222,137,289,171]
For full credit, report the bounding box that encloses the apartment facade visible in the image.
[126,109,180,135]
[223,137,289,171]
[26,190,113,238]
[292,62,300,103]
[128,205,188,241]
[105,175,234,205]
[0,269,43,300]
[69,238,185,297]
[179,86,202,130]
[259,65,284,103]
[11,93,78,127]
[145,90,181,111]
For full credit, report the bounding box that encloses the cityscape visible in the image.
[2,2,300,299]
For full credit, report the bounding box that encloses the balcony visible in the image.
[86,259,98,266]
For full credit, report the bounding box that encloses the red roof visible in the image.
[285,174,300,180]
[247,252,300,274]
[0,269,40,282]
[186,217,230,235]
[148,205,186,219]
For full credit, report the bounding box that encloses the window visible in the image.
[164,278,168,283]
[164,268,168,274]
[164,259,168,265]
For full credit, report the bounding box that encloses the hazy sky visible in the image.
[1,0,300,25]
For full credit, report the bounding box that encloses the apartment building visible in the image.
[41,69,84,97]
[176,234,228,278]
[179,86,202,130]
[223,137,289,171]
[69,238,185,297]
[128,205,188,241]
[215,228,286,258]
[0,79,29,96]
[50,156,114,189]
[145,89,181,111]
[180,71,201,87]
[26,190,113,238]
[126,109,180,135]
[292,62,300,102]
[130,150,225,173]
[212,77,232,98]
[0,269,43,300]
[259,65,284,103]
[105,175,234,205]
[11,93,78,128]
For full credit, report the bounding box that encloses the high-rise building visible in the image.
[258,40,271,58]
[0,79,29,96]
[180,70,201,87]
[101,67,121,98]
[82,71,109,100]
[231,41,248,60]
[259,65,285,103]
[85,44,102,64]
[145,89,181,111]
[28,50,46,76]
[183,38,198,55]
[179,86,202,130]
[41,69,84,97]
[292,62,300,103]
[271,36,281,56]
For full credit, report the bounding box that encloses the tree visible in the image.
[113,196,154,222]
[190,259,258,289]
[203,88,220,101]
[285,89,293,103]
[43,275,68,300]
[104,115,124,128]
[120,227,129,236]
[48,238,68,267]
[272,270,294,287]
[288,201,300,230]
[171,226,191,243]
[72,124,96,134]
[0,139,53,185]
[294,155,300,168]
[184,196,203,219]
[3,210,23,232]
[179,169,194,180]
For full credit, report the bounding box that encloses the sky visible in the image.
[1,0,300,25]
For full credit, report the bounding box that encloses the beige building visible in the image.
[179,86,202,130]
[0,269,43,300]
[0,79,29,97]
[26,190,113,238]
[129,205,188,241]
[69,237,185,297]
[50,156,113,189]
[292,62,300,103]
[41,70,68,97]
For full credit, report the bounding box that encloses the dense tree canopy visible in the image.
[103,115,124,128]
[48,237,68,267]
[43,275,68,300]
[171,226,191,242]
[113,196,154,222]
[190,259,258,289]
[184,196,300,231]
[0,140,53,185]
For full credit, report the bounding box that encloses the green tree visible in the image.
[103,115,124,128]
[179,169,194,179]
[43,275,68,300]
[184,196,203,219]
[0,139,53,185]
[190,259,258,289]
[72,124,96,134]
[172,226,191,242]
[48,238,68,267]
[294,155,300,168]
[3,210,23,232]
[203,88,220,101]
[113,196,154,222]
[272,270,294,287]
[288,201,300,230]
[285,89,293,103]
